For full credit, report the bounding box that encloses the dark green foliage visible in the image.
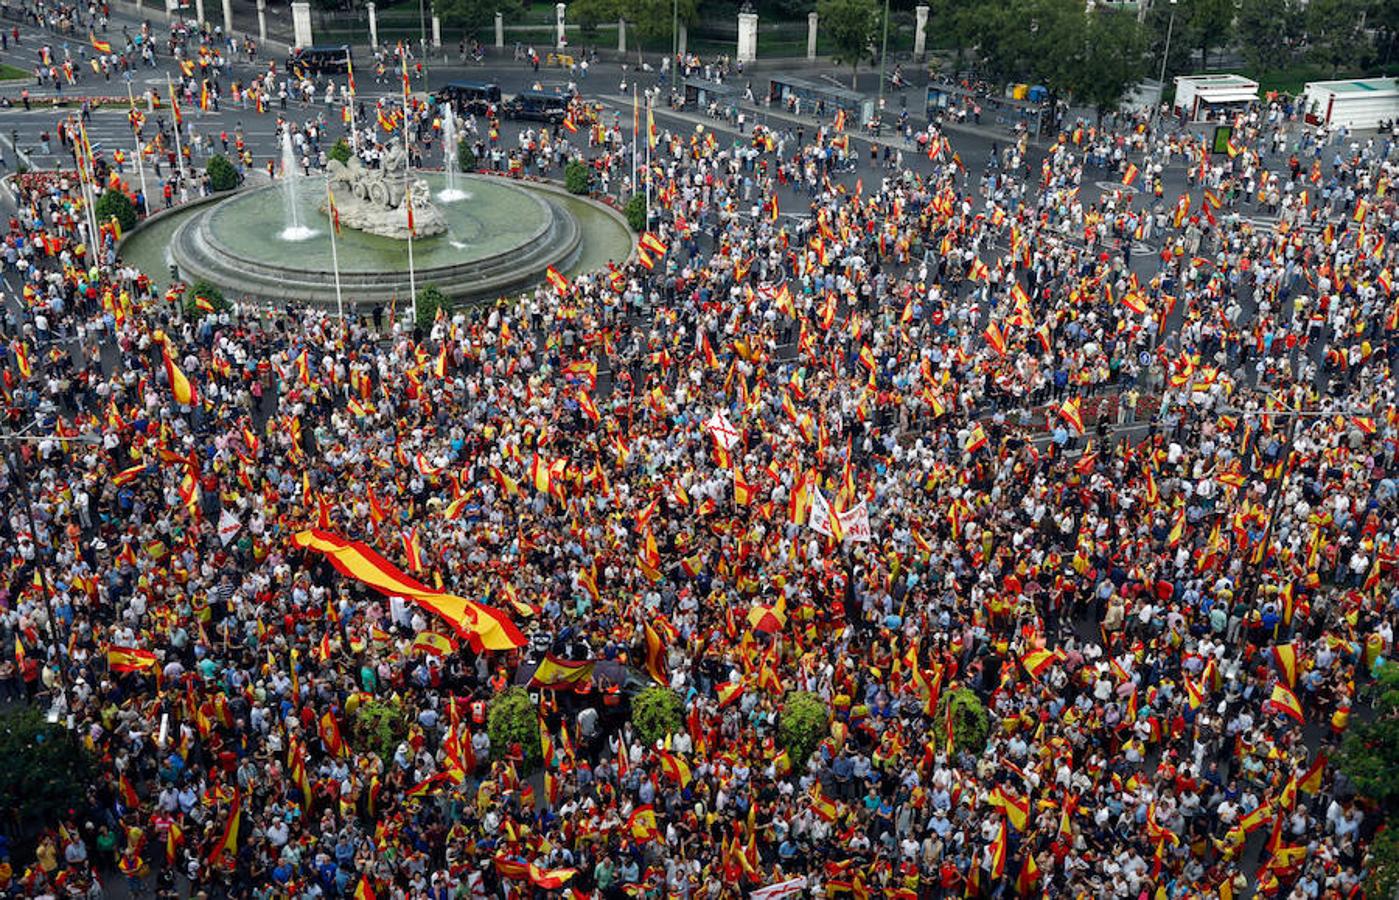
[0,707,99,829]
[624,193,646,232]
[184,279,228,318]
[631,685,684,746]
[565,159,591,195]
[457,139,476,172]
[206,154,239,192]
[777,691,829,768]
[328,138,352,165]
[818,0,880,89]
[488,687,542,768]
[351,698,410,762]
[937,687,989,755]
[95,188,138,234]
[415,284,449,331]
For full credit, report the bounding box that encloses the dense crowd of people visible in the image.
[0,16,1396,899]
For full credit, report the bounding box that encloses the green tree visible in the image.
[0,707,99,831]
[438,0,523,33]
[937,688,990,755]
[1337,666,1399,807]
[488,687,543,769]
[565,159,591,194]
[1063,9,1148,119]
[571,0,616,33]
[819,0,881,89]
[415,284,449,331]
[184,279,228,318]
[631,685,684,746]
[351,698,410,762]
[1236,0,1301,74]
[1182,0,1236,70]
[1143,0,1196,86]
[615,0,697,42]
[206,154,239,191]
[1306,0,1372,77]
[777,691,829,769]
[457,138,477,172]
[328,138,352,165]
[95,188,138,234]
[623,193,646,232]
[1363,823,1399,899]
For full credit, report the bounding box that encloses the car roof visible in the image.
[516,89,567,100]
[299,45,350,53]
[443,80,498,91]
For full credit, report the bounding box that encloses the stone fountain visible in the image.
[322,144,448,239]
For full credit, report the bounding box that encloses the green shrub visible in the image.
[488,687,542,769]
[937,687,990,755]
[95,188,138,234]
[623,193,646,232]
[1364,822,1399,900]
[415,284,449,331]
[183,279,228,318]
[351,698,410,762]
[631,685,683,746]
[777,691,828,768]
[0,707,99,828]
[1338,666,1399,808]
[457,139,476,172]
[564,159,590,195]
[328,138,352,165]
[206,154,239,191]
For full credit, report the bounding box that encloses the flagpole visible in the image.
[74,117,101,269]
[644,94,651,222]
[125,81,149,212]
[167,74,189,204]
[325,172,345,322]
[401,47,417,325]
[631,84,637,199]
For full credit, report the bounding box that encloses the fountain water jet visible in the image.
[438,106,470,203]
[279,128,317,242]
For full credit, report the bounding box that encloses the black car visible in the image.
[286,45,353,76]
[502,89,569,124]
[435,80,502,117]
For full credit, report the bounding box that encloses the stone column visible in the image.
[257,0,267,41]
[366,2,378,48]
[194,0,205,28]
[222,0,233,35]
[617,17,625,54]
[432,14,441,48]
[736,10,757,63]
[806,11,817,59]
[555,2,566,47]
[494,11,503,47]
[291,1,313,47]
[677,23,687,56]
[914,4,929,58]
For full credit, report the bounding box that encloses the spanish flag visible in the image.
[1059,397,1085,434]
[1020,648,1059,679]
[627,804,663,843]
[1121,162,1139,186]
[983,321,1007,356]
[108,645,158,672]
[208,789,241,865]
[319,709,348,757]
[657,750,693,788]
[90,32,112,54]
[644,622,669,686]
[401,527,424,573]
[988,818,1008,878]
[1297,753,1327,794]
[113,463,146,487]
[1272,643,1298,687]
[410,631,454,656]
[529,654,596,688]
[1269,684,1305,723]
[161,345,198,406]
[1015,851,1041,895]
[545,264,570,294]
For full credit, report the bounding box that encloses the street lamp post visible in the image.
[1157,0,1178,111]
[876,0,890,118]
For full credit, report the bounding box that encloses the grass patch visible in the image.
[0,63,30,81]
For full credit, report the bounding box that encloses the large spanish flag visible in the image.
[529,654,596,688]
[290,529,525,651]
[107,646,158,672]
[162,345,199,406]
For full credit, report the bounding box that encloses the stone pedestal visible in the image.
[678,23,687,56]
[291,1,312,47]
[257,0,266,41]
[806,11,817,59]
[617,17,625,53]
[736,11,757,63]
[555,2,566,47]
[494,11,503,47]
[366,2,378,48]
[914,4,928,58]
[222,0,232,34]
[432,14,441,48]
[194,0,205,27]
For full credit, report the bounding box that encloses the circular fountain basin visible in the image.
[138,173,628,308]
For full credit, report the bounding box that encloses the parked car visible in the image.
[286,44,353,75]
[502,89,569,123]
[434,80,502,117]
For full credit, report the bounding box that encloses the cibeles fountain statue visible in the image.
[322,144,448,240]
